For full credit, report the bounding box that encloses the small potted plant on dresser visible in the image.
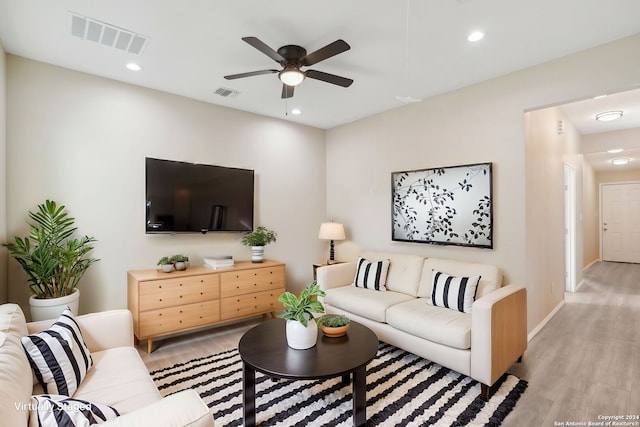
[317,314,351,337]
[277,283,326,349]
[170,254,189,271]
[241,226,277,263]
[157,257,174,273]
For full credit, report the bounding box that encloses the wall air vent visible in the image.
[214,88,240,98]
[70,13,148,55]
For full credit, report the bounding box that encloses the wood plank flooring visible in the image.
[137,261,640,426]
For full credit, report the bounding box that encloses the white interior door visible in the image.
[601,182,640,263]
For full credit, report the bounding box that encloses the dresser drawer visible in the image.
[220,265,285,297]
[139,299,220,337]
[139,274,219,311]
[220,288,284,320]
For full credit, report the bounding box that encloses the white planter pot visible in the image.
[251,246,265,263]
[285,319,318,350]
[29,288,80,321]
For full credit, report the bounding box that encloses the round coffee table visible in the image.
[238,318,378,427]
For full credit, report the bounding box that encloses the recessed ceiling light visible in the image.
[126,62,142,71]
[595,110,623,122]
[607,148,624,154]
[291,108,301,115]
[611,157,630,166]
[467,31,484,42]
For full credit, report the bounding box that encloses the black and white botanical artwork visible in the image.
[392,163,493,248]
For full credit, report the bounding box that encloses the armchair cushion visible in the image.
[28,394,119,427]
[22,309,93,396]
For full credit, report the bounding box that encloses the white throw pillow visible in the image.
[430,270,480,313]
[353,257,390,291]
[22,308,93,396]
[28,394,119,427]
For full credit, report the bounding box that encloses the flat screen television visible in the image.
[145,157,254,233]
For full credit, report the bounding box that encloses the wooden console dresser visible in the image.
[127,260,285,352]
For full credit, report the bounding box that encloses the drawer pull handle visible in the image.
[200,292,204,295]
[159,298,162,302]
[180,283,183,287]
[179,320,182,323]
[159,285,162,288]
[180,295,183,298]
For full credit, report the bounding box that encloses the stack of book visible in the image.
[204,256,234,269]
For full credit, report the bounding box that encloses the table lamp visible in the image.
[318,222,346,264]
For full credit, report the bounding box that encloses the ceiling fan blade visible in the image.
[302,39,350,66]
[224,69,278,80]
[242,36,285,63]
[281,84,295,99]
[306,69,353,87]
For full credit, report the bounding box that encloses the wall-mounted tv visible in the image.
[145,157,254,234]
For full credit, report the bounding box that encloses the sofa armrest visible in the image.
[103,389,214,427]
[470,285,527,387]
[27,309,134,352]
[316,262,357,291]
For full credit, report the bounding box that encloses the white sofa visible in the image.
[316,250,527,400]
[0,303,215,427]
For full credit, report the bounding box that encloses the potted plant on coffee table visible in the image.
[277,283,326,349]
[317,314,351,338]
[241,226,277,263]
[4,200,99,321]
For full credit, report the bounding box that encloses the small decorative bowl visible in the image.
[320,324,350,338]
[160,264,174,273]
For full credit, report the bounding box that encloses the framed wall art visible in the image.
[391,162,493,248]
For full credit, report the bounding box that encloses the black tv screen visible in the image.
[145,157,254,233]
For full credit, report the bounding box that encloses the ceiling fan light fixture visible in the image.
[595,110,623,122]
[279,68,305,86]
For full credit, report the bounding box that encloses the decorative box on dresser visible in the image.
[128,260,285,352]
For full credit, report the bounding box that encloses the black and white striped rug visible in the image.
[150,343,526,426]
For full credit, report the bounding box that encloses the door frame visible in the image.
[600,180,640,261]
[564,164,577,292]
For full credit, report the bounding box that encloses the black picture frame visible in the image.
[391,162,493,248]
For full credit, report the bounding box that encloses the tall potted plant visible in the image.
[241,226,277,263]
[277,283,326,349]
[4,200,99,320]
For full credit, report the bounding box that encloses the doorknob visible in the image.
[604,228,607,231]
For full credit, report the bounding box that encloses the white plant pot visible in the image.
[286,319,318,350]
[174,261,188,271]
[29,288,80,321]
[251,246,265,263]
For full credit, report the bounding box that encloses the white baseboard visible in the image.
[527,300,564,342]
[583,259,600,270]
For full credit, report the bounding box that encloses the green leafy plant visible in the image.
[277,283,326,327]
[241,226,277,247]
[4,200,99,299]
[157,256,172,266]
[170,254,189,263]
[317,314,350,328]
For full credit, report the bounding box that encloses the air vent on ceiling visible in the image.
[70,13,148,55]
[214,88,240,98]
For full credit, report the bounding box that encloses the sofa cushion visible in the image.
[360,251,424,296]
[28,394,119,427]
[430,270,480,313]
[354,257,390,291]
[22,309,93,396]
[70,347,161,415]
[325,286,414,323]
[0,304,34,427]
[386,299,471,350]
[418,258,502,299]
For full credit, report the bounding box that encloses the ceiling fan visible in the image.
[224,37,353,99]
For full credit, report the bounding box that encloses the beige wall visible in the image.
[326,34,640,335]
[0,43,6,303]
[6,56,327,315]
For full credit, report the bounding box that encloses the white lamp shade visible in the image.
[318,222,345,240]
[279,68,305,86]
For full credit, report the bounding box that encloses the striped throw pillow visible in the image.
[28,395,119,427]
[430,270,481,313]
[353,257,390,291]
[21,308,93,396]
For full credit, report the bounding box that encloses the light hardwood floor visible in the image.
[137,261,640,426]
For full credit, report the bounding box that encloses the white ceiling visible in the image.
[2,0,640,131]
